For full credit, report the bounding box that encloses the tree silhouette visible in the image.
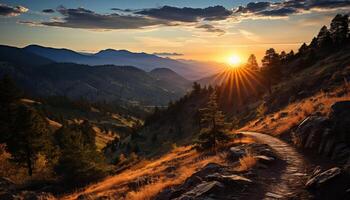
[6,105,53,176]
[317,25,333,49]
[330,14,349,45]
[54,121,108,185]
[261,48,281,94]
[246,54,259,71]
[0,75,22,143]
[197,91,230,151]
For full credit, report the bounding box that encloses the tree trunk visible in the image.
[26,146,33,176]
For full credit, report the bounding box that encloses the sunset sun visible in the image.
[227,55,242,66]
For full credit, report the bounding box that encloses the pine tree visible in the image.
[197,91,230,151]
[6,105,53,176]
[0,75,22,143]
[261,48,281,94]
[317,26,333,49]
[298,43,308,55]
[246,54,259,70]
[54,122,108,185]
[330,14,349,45]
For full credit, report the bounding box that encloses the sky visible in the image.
[0,0,349,62]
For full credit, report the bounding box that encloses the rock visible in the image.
[191,163,226,179]
[293,116,329,149]
[331,144,350,163]
[330,101,350,142]
[254,155,275,165]
[330,101,350,118]
[227,147,245,162]
[305,167,342,189]
[311,166,322,177]
[318,128,332,154]
[266,192,283,199]
[180,181,225,198]
[205,173,252,186]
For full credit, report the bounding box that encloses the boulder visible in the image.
[205,173,252,186]
[227,147,245,162]
[329,101,350,142]
[331,144,350,164]
[179,181,225,199]
[293,116,329,149]
[305,167,342,189]
[190,163,226,179]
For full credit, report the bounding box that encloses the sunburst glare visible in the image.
[227,55,242,67]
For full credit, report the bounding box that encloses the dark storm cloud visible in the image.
[136,6,233,22]
[236,0,350,17]
[153,52,184,56]
[0,3,28,16]
[41,6,171,30]
[196,24,225,35]
[42,9,55,13]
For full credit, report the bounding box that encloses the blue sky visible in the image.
[0,0,348,62]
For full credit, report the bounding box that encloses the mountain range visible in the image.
[0,45,193,105]
[23,45,226,80]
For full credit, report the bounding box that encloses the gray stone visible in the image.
[306,167,342,189]
[181,181,224,198]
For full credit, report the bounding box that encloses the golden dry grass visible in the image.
[236,151,257,172]
[62,146,225,200]
[240,85,350,136]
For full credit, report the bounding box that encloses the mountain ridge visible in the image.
[23,44,223,80]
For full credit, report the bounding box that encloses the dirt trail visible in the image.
[242,131,310,200]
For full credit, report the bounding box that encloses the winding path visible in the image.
[241,132,310,200]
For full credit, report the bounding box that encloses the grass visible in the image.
[62,146,226,200]
[240,84,350,136]
[237,150,257,172]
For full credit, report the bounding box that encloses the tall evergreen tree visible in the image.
[6,105,53,176]
[330,14,349,45]
[298,43,308,55]
[0,75,22,143]
[197,91,230,151]
[246,54,259,70]
[261,48,281,94]
[54,121,108,185]
[317,26,333,48]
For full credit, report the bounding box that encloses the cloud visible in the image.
[153,52,184,57]
[196,24,225,35]
[42,9,55,13]
[18,20,43,26]
[39,6,171,30]
[236,0,350,17]
[0,3,28,17]
[136,6,233,22]
[239,30,261,42]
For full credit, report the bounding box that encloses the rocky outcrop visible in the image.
[292,101,350,165]
[155,143,279,200]
[306,167,350,200]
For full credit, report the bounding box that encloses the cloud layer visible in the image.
[0,3,28,16]
[41,6,170,29]
[236,0,350,17]
[18,0,350,32]
[136,6,233,22]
